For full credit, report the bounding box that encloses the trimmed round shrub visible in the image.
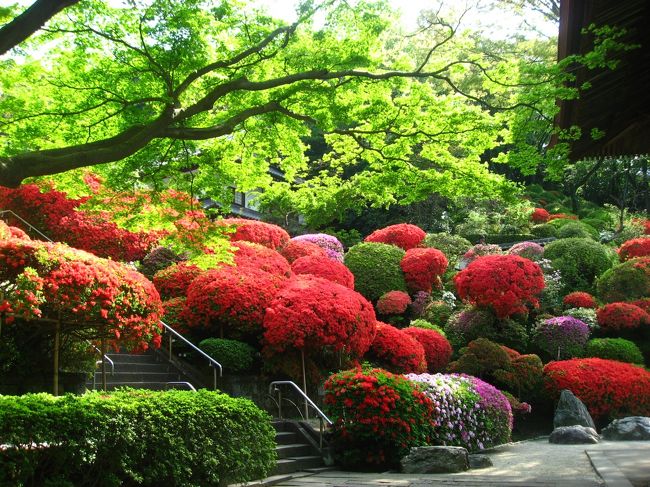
[508,241,544,261]
[531,208,550,223]
[597,257,650,303]
[279,240,327,263]
[291,233,344,262]
[410,319,446,336]
[367,322,427,373]
[563,291,597,309]
[400,247,448,293]
[564,307,598,330]
[153,263,204,300]
[618,237,650,261]
[596,302,649,332]
[454,255,545,318]
[140,246,184,277]
[422,233,472,264]
[407,373,512,450]
[462,244,503,264]
[403,327,452,372]
[344,242,407,302]
[446,308,528,351]
[557,221,599,240]
[449,338,510,377]
[162,297,188,333]
[544,358,650,420]
[584,338,644,365]
[198,338,256,372]
[548,213,578,223]
[534,316,590,359]
[376,291,412,315]
[364,223,426,250]
[422,300,454,326]
[324,367,437,468]
[530,223,558,238]
[232,241,292,277]
[216,218,289,249]
[630,297,650,311]
[409,290,430,317]
[544,238,614,293]
[291,255,354,289]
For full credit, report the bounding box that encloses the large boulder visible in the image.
[469,454,493,469]
[401,446,469,473]
[554,389,596,429]
[602,417,650,441]
[549,426,599,444]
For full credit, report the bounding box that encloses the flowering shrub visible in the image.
[291,255,354,289]
[449,338,511,377]
[153,263,204,300]
[364,223,426,250]
[140,246,185,278]
[279,240,327,263]
[400,247,448,293]
[462,244,503,264]
[618,238,650,261]
[8,226,29,240]
[324,367,437,468]
[446,307,527,350]
[215,218,289,249]
[376,291,412,315]
[596,302,649,332]
[183,266,285,338]
[454,255,544,318]
[162,297,188,334]
[403,327,452,372]
[584,338,644,365]
[534,316,590,359]
[422,300,454,326]
[544,358,650,420]
[263,275,376,359]
[367,322,426,373]
[344,242,407,302]
[422,233,472,265]
[597,257,650,303]
[508,241,544,261]
[563,291,597,309]
[0,238,162,351]
[409,290,430,317]
[564,307,598,330]
[531,208,550,223]
[232,241,292,277]
[630,298,650,311]
[548,213,578,221]
[409,319,446,336]
[407,373,512,450]
[291,234,344,262]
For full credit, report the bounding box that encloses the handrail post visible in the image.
[278,388,282,419]
[168,332,173,361]
[213,366,217,390]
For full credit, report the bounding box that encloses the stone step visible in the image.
[97,382,195,391]
[275,431,300,445]
[105,353,159,364]
[103,362,175,373]
[275,443,315,459]
[93,371,182,383]
[272,456,323,476]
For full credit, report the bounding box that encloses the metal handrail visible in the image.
[165,381,197,391]
[89,343,114,375]
[160,320,222,389]
[0,210,53,242]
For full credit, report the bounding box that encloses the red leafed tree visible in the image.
[232,241,292,277]
[454,255,545,318]
[153,262,204,300]
[291,255,354,289]
[367,322,427,374]
[364,223,426,250]
[400,247,448,293]
[619,238,650,261]
[216,218,290,249]
[279,240,327,263]
[403,327,452,372]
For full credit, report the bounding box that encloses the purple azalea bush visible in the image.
[405,373,512,451]
[291,233,344,262]
[534,316,590,359]
[508,241,544,261]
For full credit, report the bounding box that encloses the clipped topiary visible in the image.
[596,302,649,332]
[376,291,412,315]
[564,307,598,330]
[618,237,650,261]
[410,319,446,336]
[291,234,345,262]
[367,322,427,374]
[563,291,597,309]
[232,241,292,277]
[446,308,528,351]
[508,241,544,261]
[291,255,354,289]
[531,208,550,223]
[403,327,452,372]
[344,242,407,302]
[557,221,599,240]
[544,238,614,293]
[198,338,256,372]
[215,218,289,249]
[530,223,558,238]
[533,316,590,359]
[279,240,327,263]
[597,257,650,303]
[364,223,426,250]
[584,338,644,365]
[153,262,204,300]
[400,247,448,293]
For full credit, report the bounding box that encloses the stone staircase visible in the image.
[272,420,326,475]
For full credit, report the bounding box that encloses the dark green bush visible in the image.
[445,308,528,350]
[584,338,644,365]
[198,338,256,373]
[557,222,599,240]
[544,238,614,293]
[344,242,407,301]
[0,390,276,487]
[580,217,610,232]
[530,224,558,238]
[421,300,454,327]
[597,257,650,303]
[460,234,536,245]
[422,233,472,265]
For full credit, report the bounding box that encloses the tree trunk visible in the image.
[53,319,61,396]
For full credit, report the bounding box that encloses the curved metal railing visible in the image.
[0,210,52,242]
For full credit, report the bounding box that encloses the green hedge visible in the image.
[199,338,256,373]
[584,338,644,365]
[344,242,407,301]
[0,389,276,487]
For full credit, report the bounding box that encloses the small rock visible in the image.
[602,417,650,441]
[549,425,599,444]
[469,454,493,469]
[554,389,596,429]
[401,446,469,473]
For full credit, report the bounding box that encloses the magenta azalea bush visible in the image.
[291,234,345,262]
[508,241,544,261]
[534,316,590,359]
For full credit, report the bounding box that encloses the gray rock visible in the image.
[401,446,469,473]
[554,389,596,429]
[549,425,599,444]
[469,454,493,469]
[602,417,650,441]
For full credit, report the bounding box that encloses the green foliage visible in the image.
[198,338,256,373]
[584,338,644,365]
[462,234,536,244]
[446,308,528,350]
[597,257,650,303]
[557,221,599,240]
[544,238,614,293]
[422,233,472,266]
[530,223,558,238]
[409,319,446,336]
[0,390,276,486]
[344,242,407,301]
[450,338,511,377]
[421,300,454,327]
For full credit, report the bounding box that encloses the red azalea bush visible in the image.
[153,263,204,300]
[544,358,650,420]
[216,218,290,249]
[548,213,578,221]
[279,240,327,263]
[364,223,426,250]
[263,275,377,359]
[232,241,292,277]
[596,302,649,332]
[162,297,188,334]
[324,367,436,468]
[563,291,597,309]
[8,226,30,240]
[290,255,354,288]
[619,238,650,261]
[403,327,452,372]
[454,255,545,318]
[367,322,427,374]
[630,298,650,312]
[376,291,412,315]
[184,266,285,337]
[400,247,448,293]
[531,208,550,223]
